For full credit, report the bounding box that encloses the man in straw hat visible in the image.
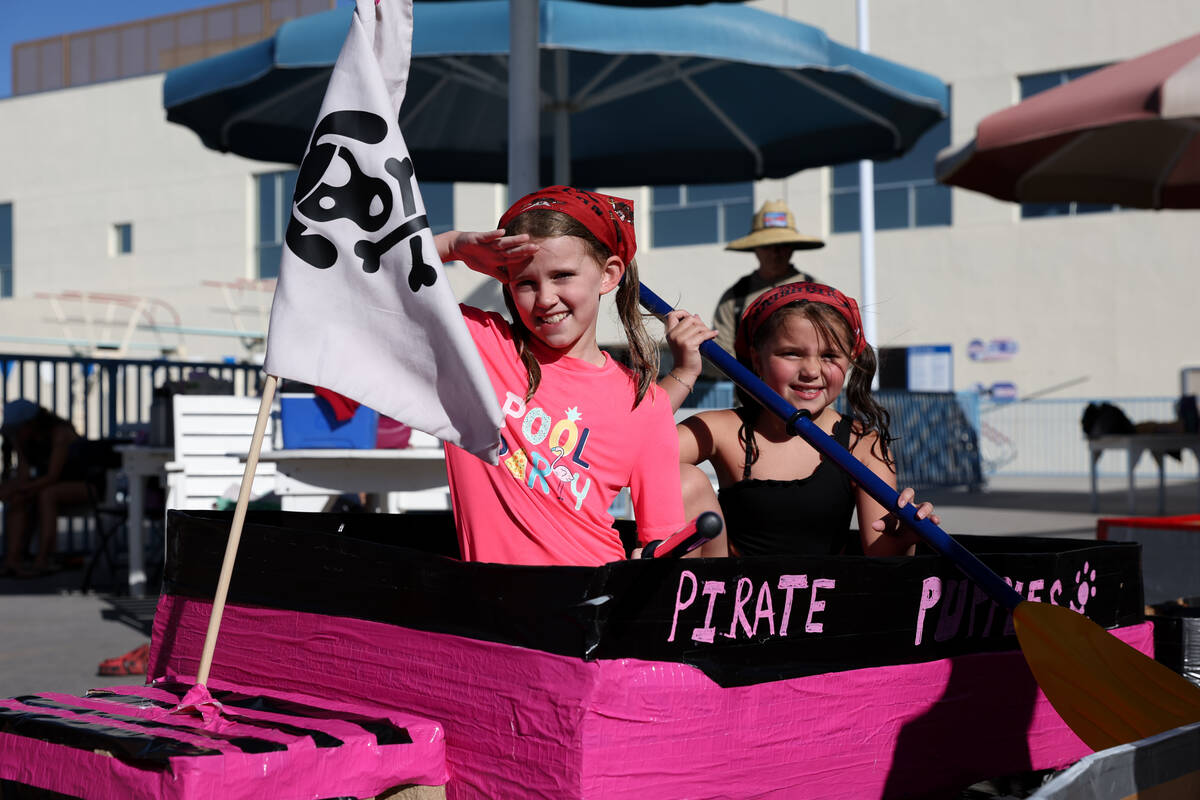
[711,200,824,356]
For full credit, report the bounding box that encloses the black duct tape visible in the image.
[164,510,1145,688]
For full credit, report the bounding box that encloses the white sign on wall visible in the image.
[907,345,953,392]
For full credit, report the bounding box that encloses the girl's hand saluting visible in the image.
[435,229,539,282]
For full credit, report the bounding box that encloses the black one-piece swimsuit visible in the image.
[717,415,859,557]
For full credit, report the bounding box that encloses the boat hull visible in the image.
[150,510,1153,799]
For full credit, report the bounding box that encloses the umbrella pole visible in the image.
[554,50,571,186]
[856,0,879,362]
[195,373,278,686]
[508,0,540,199]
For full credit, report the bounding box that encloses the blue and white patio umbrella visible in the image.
[163,0,947,188]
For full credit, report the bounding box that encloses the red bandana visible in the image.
[498,186,637,266]
[735,282,867,363]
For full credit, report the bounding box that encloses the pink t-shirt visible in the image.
[444,305,684,566]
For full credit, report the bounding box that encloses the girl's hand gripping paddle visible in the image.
[639,283,1200,752]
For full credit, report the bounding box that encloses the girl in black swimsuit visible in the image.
[660,283,938,557]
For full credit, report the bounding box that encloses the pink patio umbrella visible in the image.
[936,32,1200,209]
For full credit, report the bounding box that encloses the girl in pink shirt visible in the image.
[434,186,694,566]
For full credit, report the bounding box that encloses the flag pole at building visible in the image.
[186,0,502,696]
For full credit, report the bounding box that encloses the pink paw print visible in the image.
[1069,561,1097,612]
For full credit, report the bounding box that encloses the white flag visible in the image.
[264,0,502,463]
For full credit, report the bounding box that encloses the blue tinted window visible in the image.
[689,184,751,204]
[0,203,11,298]
[874,187,910,231]
[829,95,952,233]
[421,182,454,235]
[650,182,753,247]
[256,170,292,279]
[653,205,719,248]
[832,163,859,190]
[1017,71,1062,99]
[915,183,952,227]
[831,191,860,234]
[258,243,282,280]
[114,223,133,254]
[653,185,683,205]
[1018,65,1119,219]
[719,200,754,241]
[257,172,279,246]
[1020,202,1069,218]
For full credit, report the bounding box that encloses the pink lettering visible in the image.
[1026,579,1045,604]
[724,578,754,639]
[934,579,968,642]
[668,571,698,643]
[1003,578,1021,636]
[692,581,726,644]
[914,577,942,646]
[753,582,776,637]
[805,579,835,633]
[1049,579,1063,605]
[777,575,808,636]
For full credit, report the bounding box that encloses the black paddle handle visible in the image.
[641,511,723,559]
[639,284,1023,610]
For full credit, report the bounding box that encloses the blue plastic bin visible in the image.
[281,394,378,449]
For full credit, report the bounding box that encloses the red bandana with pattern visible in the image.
[735,282,867,363]
[498,186,636,266]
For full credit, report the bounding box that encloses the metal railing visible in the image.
[692,382,1196,482]
[1,353,265,578]
[1,353,264,439]
[979,396,1194,478]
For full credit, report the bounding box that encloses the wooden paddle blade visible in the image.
[1013,601,1200,752]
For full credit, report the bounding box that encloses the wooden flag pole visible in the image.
[195,373,278,686]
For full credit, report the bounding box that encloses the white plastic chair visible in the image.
[165,395,277,511]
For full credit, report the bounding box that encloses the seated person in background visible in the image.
[658,283,938,558]
[0,400,93,577]
[711,200,825,359]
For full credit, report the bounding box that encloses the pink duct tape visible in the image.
[0,681,446,800]
[148,595,1155,800]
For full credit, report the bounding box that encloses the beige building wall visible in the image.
[1,0,1198,397]
[0,74,290,360]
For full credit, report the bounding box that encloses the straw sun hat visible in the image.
[725,200,824,252]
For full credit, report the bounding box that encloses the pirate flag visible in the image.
[263,0,502,462]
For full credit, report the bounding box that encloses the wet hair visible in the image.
[501,209,658,408]
[736,300,894,469]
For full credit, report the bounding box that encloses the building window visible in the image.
[256,170,453,279]
[831,95,952,233]
[256,170,296,279]
[112,222,133,255]
[422,182,454,236]
[1018,65,1119,219]
[0,203,11,298]
[651,183,754,248]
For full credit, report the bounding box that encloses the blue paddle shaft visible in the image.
[640,284,1023,611]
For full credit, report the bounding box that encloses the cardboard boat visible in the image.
[142,509,1152,799]
[0,681,447,799]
